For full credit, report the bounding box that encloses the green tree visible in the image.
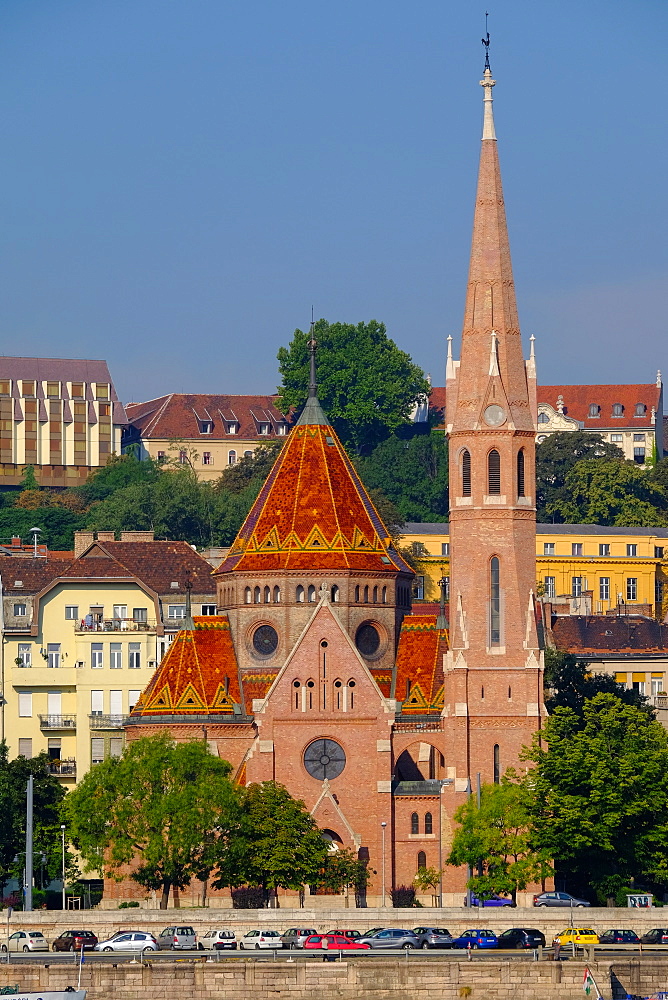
[315,848,372,903]
[65,734,238,908]
[213,782,329,903]
[77,453,161,504]
[536,431,624,522]
[20,465,39,491]
[544,648,652,720]
[447,780,553,904]
[217,443,283,494]
[357,429,449,522]
[547,460,668,526]
[0,506,86,550]
[523,693,668,901]
[277,319,430,454]
[413,866,444,906]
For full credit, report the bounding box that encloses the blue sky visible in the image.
[0,0,665,402]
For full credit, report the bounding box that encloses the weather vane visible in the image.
[482,11,491,71]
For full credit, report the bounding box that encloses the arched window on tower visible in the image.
[331,585,340,603]
[334,679,343,709]
[364,585,369,603]
[264,586,271,604]
[488,450,501,494]
[306,679,315,710]
[254,586,261,604]
[490,556,501,646]
[354,585,360,602]
[244,587,251,605]
[424,812,433,835]
[411,812,419,835]
[417,851,427,871]
[296,585,305,603]
[517,449,525,498]
[308,585,316,602]
[382,586,387,604]
[273,586,281,603]
[373,586,378,603]
[493,744,500,784]
[461,449,471,496]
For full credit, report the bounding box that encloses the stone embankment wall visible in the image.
[0,957,662,1000]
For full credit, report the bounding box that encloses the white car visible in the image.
[94,931,158,952]
[198,930,237,951]
[2,931,48,953]
[239,930,281,950]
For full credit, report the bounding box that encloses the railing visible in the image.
[47,758,76,777]
[75,618,154,632]
[653,695,668,709]
[394,719,445,733]
[38,715,77,729]
[89,714,128,729]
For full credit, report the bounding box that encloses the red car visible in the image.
[52,930,98,952]
[304,934,370,951]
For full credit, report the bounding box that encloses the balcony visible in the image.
[38,715,77,730]
[89,714,128,729]
[47,758,76,778]
[75,618,155,633]
[394,718,445,733]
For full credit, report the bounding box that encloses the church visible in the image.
[118,53,547,907]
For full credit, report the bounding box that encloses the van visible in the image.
[156,926,197,950]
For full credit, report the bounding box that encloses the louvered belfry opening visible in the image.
[487,450,501,494]
[461,449,471,496]
[517,449,525,497]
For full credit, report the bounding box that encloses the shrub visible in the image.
[231,886,266,909]
[118,900,140,909]
[391,885,416,907]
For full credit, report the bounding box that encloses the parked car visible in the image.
[239,930,282,950]
[598,930,640,945]
[357,928,420,949]
[553,928,599,946]
[466,894,515,907]
[412,927,454,949]
[533,891,590,908]
[198,930,237,951]
[52,930,98,952]
[641,929,668,945]
[364,928,384,937]
[327,929,362,940]
[280,928,318,950]
[1,931,48,953]
[156,926,197,950]
[496,928,546,950]
[452,929,498,950]
[303,934,370,951]
[94,931,158,952]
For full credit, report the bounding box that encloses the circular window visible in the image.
[484,404,506,427]
[356,622,380,657]
[252,624,278,656]
[303,739,346,780]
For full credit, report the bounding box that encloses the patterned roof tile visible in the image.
[395,615,448,714]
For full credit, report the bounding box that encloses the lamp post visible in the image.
[380,821,387,907]
[61,824,66,910]
[29,527,42,560]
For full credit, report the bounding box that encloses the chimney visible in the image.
[96,531,115,543]
[120,531,155,542]
[74,531,95,558]
[10,537,21,548]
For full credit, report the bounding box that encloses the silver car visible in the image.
[95,931,158,952]
[533,891,590,908]
[156,925,197,950]
[198,929,237,951]
[280,928,317,950]
[358,928,419,949]
[413,927,454,949]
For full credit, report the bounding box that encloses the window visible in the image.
[487,450,501,494]
[656,547,665,559]
[331,585,339,603]
[18,738,32,757]
[634,448,646,463]
[129,642,141,669]
[91,643,103,669]
[493,744,500,784]
[411,812,419,835]
[656,579,664,608]
[201,604,216,615]
[588,404,600,417]
[91,738,105,765]
[71,382,84,398]
[129,689,141,711]
[199,420,213,434]
[544,576,555,599]
[611,433,623,442]
[354,585,359,602]
[109,690,123,717]
[244,450,253,458]
[612,403,624,417]
[277,423,288,435]
[47,643,61,668]
[537,411,549,424]
[490,557,501,646]
[572,543,583,556]
[417,851,427,871]
[382,585,388,603]
[652,676,664,696]
[226,422,238,435]
[627,578,638,601]
[17,643,31,667]
[273,586,281,603]
[461,449,471,496]
[543,542,555,555]
[228,450,237,465]
[296,585,304,603]
[259,423,270,435]
[113,605,127,621]
[308,585,316,602]
[627,544,638,557]
[441,543,449,556]
[95,383,109,400]
[202,452,212,465]
[424,812,433,835]
[599,544,610,556]
[13,603,26,616]
[110,738,123,758]
[0,380,9,395]
[47,691,61,716]
[264,586,271,604]
[46,381,60,398]
[635,403,646,416]
[599,577,610,601]
[413,576,425,600]
[64,605,79,621]
[517,449,525,497]
[253,586,261,604]
[18,692,32,717]
[110,643,122,669]
[157,451,166,464]
[634,433,646,441]
[21,381,35,397]
[168,605,186,618]
[133,607,147,623]
[571,577,584,598]
[178,450,188,464]
[91,690,104,715]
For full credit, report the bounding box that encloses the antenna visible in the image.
[482,11,491,71]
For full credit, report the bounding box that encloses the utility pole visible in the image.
[61,824,66,910]
[25,774,33,912]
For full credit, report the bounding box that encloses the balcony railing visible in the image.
[38,715,77,730]
[653,696,668,710]
[75,618,155,633]
[394,718,445,733]
[89,714,128,729]
[47,758,76,777]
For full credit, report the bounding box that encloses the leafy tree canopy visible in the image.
[0,506,86,551]
[277,319,430,454]
[544,648,653,720]
[65,734,237,908]
[356,429,448,522]
[523,693,668,901]
[547,459,668,527]
[77,453,162,504]
[536,431,624,521]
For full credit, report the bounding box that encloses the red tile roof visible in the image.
[125,394,289,442]
[130,616,242,718]
[241,668,280,706]
[395,615,447,714]
[0,556,80,594]
[552,614,668,656]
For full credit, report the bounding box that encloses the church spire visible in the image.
[296,318,330,427]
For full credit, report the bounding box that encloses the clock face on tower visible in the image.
[483,404,506,427]
[303,738,346,780]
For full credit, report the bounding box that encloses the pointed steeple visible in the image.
[296,321,329,427]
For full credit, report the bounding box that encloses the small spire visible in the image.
[296,314,330,427]
[488,330,500,376]
[657,370,663,387]
[446,335,453,361]
[529,334,536,361]
[480,19,496,142]
[308,314,317,399]
[181,574,195,630]
[436,575,449,629]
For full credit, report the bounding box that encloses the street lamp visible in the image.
[61,824,66,910]
[380,821,387,907]
[29,527,42,560]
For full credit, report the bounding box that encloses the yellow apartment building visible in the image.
[1,532,217,783]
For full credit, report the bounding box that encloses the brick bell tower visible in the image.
[443,47,545,789]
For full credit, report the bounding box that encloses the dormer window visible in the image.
[259,423,271,435]
[199,420,213,434]
[612,403,624,417]
[635,403,646,417]
[588,404,600,417]
[277,423,288,435]
[537,412,549,424]
[226,422,238,435]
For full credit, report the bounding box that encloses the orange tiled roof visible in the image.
[217,406,412,575]
[130,616,242,718]
[395,615,448,714]
[241,669,280,705]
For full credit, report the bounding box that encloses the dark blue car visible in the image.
[452,929,498,950]
[465,894,515,907]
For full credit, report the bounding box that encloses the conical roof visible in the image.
[217,396,411,575]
